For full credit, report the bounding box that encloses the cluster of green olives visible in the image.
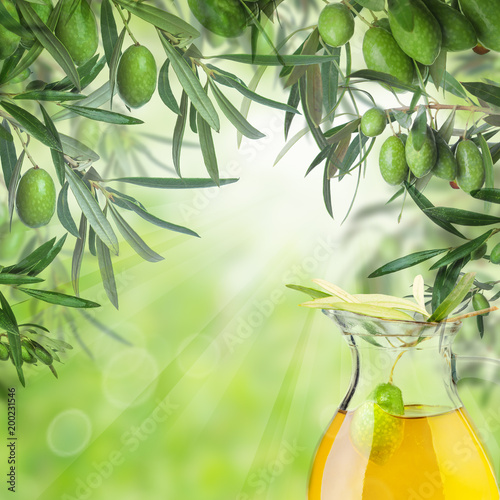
[377,123,485,193]
[0,0,157,109]
[318,0,500,87]
[0,336,56,368]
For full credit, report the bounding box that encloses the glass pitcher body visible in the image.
[308,311,500,500]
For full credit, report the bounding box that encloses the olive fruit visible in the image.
[405,127,437,178]
[456,140,485,193]
[0,342,10,361]
[471,243,487,260]
[21,340,37,364]
[55,0,98,66]
[472,293,490,315]
[432,133,457,180]
[33,343,53,365]
[388,0,442,65]
[187,0,247,38]
[318,3,355,47]
[117,45,157,109]
[0,0,21,60]
[361,108,386,137]
[379,135,409,185]
[459,0,500,52]
[490,243,500,264]
[15,167,56,228]
[422,0,476,52]
[362,27,414,86]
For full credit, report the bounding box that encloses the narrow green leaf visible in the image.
[0,292,24,386]
[321,47,341,124]
[45,54,104,92]
[209,65,300,114]
[429,49,447,91]
[411,105,427,151]
[0,120,16,187]
[158,59,180,114]
[29,234,68,277]
[0,274,44,285]
[95,235,118,309]
[107,177,238,188]
[13,91,86,101]
[323,161,333,218]
[16,0,80,91]
[197,111,219,185]
[284,28,319,89]
[159,34,220,132]
[60,133,100,162]
[437,107,456,143]
[111,195,199,237]
[0,101,61,151]
[60,104,143,125]
[39,104,65,185]
[462,82,500,108]
[423,207,500,226]
[100,0,118,66]
[431,265,447,313]
[349,69,419,92]
[285,284,330,299]
[306,64,323,127]
[109,205,163,262]
[8,150,24,226]
[88,225,96,256]
[406,183,466,239]
[72,213,86,296]
[209,80,265,140]
[209,53,343,67]
[114,0,199,39]
[478,134,495,211]
[427,272,476,322]
[17,287,101,308]
[2,238,56,275]
[430,230,495,270]
[391,109,412,129]
[284,83,300,140]
[369,248,448,278]
[0,122,13,142]
[299,75,328,149]
[470,188,500,204]
[172,90,188,177]
[109,27,126,110]
[440,72,468,100]
[65,165,119,254]
[189,102,197,134]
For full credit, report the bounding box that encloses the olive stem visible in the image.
[342,1,372,28]
[114,3,139,45]
[389,104,493,115]
[12,127,37,168]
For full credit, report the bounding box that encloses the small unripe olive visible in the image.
[117,45,157,109]
[318,3,355,47]
[471,243,487,260]
[361,108,386,137]
[490,242,500,264]
[15,167,56,228]
[472,293,490,315]
[0,342,10,361]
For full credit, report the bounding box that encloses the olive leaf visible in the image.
[16,0,81,92]
[60,105,143,125]
[410,105,428,152]
[13,91,87,101]
[197,111,220,186]
[72,214,87,296]
[369,248,448,278]
[423,207,500,226]
[285,284,330,300]
[109,27,126,111]
[106,177,238,189]
[470,188,500,204]
[28,233,68,277]
[0,120,16,189]
[108,204,163,263]
[0,101,62,151]
[0,274,44,285]
[17,288,101,308]
[159,33,220,132]
[158,60,181,115]
[172,91,188,177]
[209,53,345,67]
[95,234,118,309]
[0,292,24,386]
[40,104,65,185]
[100,0,118,66]
[57,183,79,237]
[2,237,56,275]
[65,165,119,254]
[462,82,500,108]
[427,272,476,322]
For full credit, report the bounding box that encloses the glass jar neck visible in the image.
[324,310,463,415]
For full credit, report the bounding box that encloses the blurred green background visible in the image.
[1,1,500,499]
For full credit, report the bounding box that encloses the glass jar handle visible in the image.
[453,354,500,385]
